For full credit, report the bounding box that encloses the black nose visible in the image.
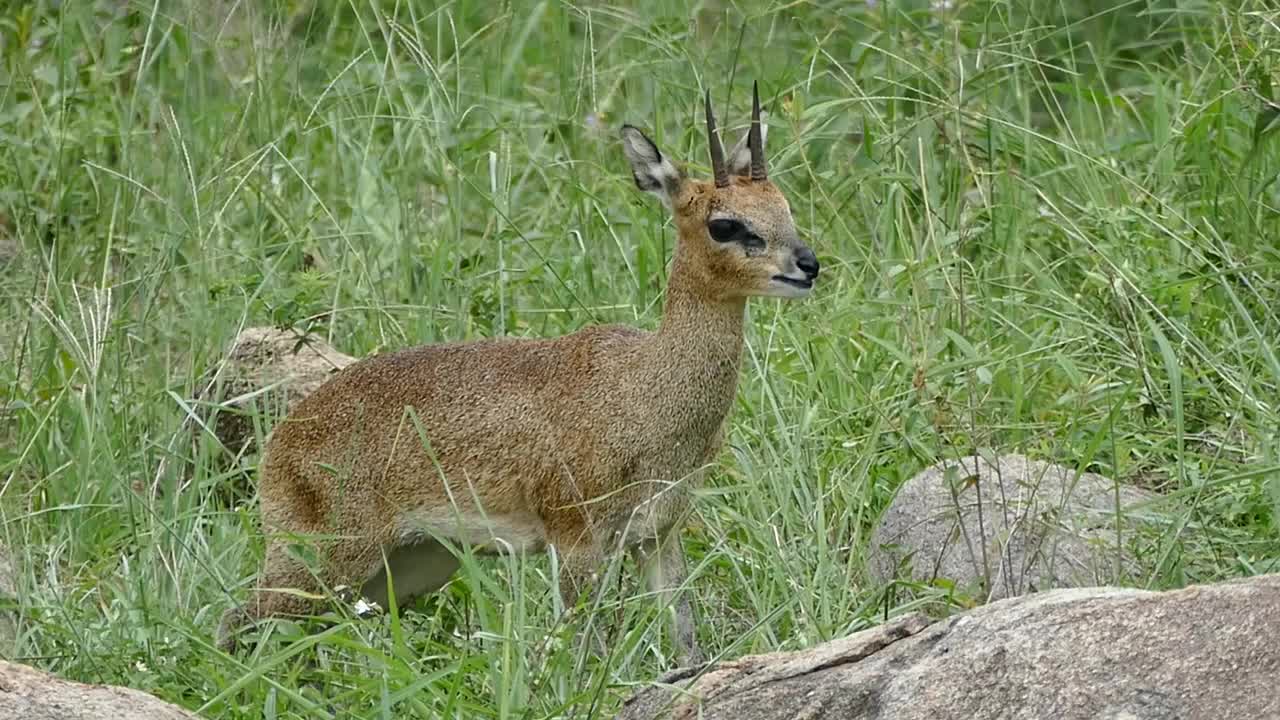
[795,247,820,278]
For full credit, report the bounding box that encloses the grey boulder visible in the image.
[618,573,1280,720]
[868,453,1159,600]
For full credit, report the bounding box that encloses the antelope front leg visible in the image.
[556,544,610,658]
[632,531,703,665]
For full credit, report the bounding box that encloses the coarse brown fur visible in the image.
[218,85,819,662]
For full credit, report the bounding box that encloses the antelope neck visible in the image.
[654,249,746,363]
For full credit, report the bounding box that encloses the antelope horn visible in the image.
[705,91,730,188]
[749,81,767,181]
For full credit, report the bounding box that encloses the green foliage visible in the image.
[1,0,1279,717]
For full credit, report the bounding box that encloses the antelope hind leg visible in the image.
[361,537,461,611]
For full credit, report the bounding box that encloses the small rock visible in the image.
[196,326,356,461]
[868,453,1159,601]
[0,660,199,719]
[0,212,16,267]
[0,545,15,658]
[618,574,1280,720]
[0,238,17,267]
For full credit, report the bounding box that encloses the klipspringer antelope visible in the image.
[218,83,820,663]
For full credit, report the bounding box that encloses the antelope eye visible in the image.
[707,219,745,242]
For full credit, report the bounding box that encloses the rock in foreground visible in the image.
[868,453,1158,600]
[0,661,198,720]
[618,574,1280,720]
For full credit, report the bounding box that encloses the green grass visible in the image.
[2,0,1279,717]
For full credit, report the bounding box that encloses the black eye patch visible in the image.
[707,219,744,242]
[707,219,765,249]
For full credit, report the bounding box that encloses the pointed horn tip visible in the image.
[705,90,730,188]
[749,81,767,181]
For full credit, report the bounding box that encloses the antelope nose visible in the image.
[795,247,820,278]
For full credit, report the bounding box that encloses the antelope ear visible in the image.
[727,117,767,177]
[621,125,683,209]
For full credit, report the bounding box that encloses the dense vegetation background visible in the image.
[1,0,1278,717]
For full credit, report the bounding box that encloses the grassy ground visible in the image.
[2,0,1279,717]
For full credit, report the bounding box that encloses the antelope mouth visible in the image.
[772,275,814,290]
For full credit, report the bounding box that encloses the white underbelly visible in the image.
[397,509,548,554]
